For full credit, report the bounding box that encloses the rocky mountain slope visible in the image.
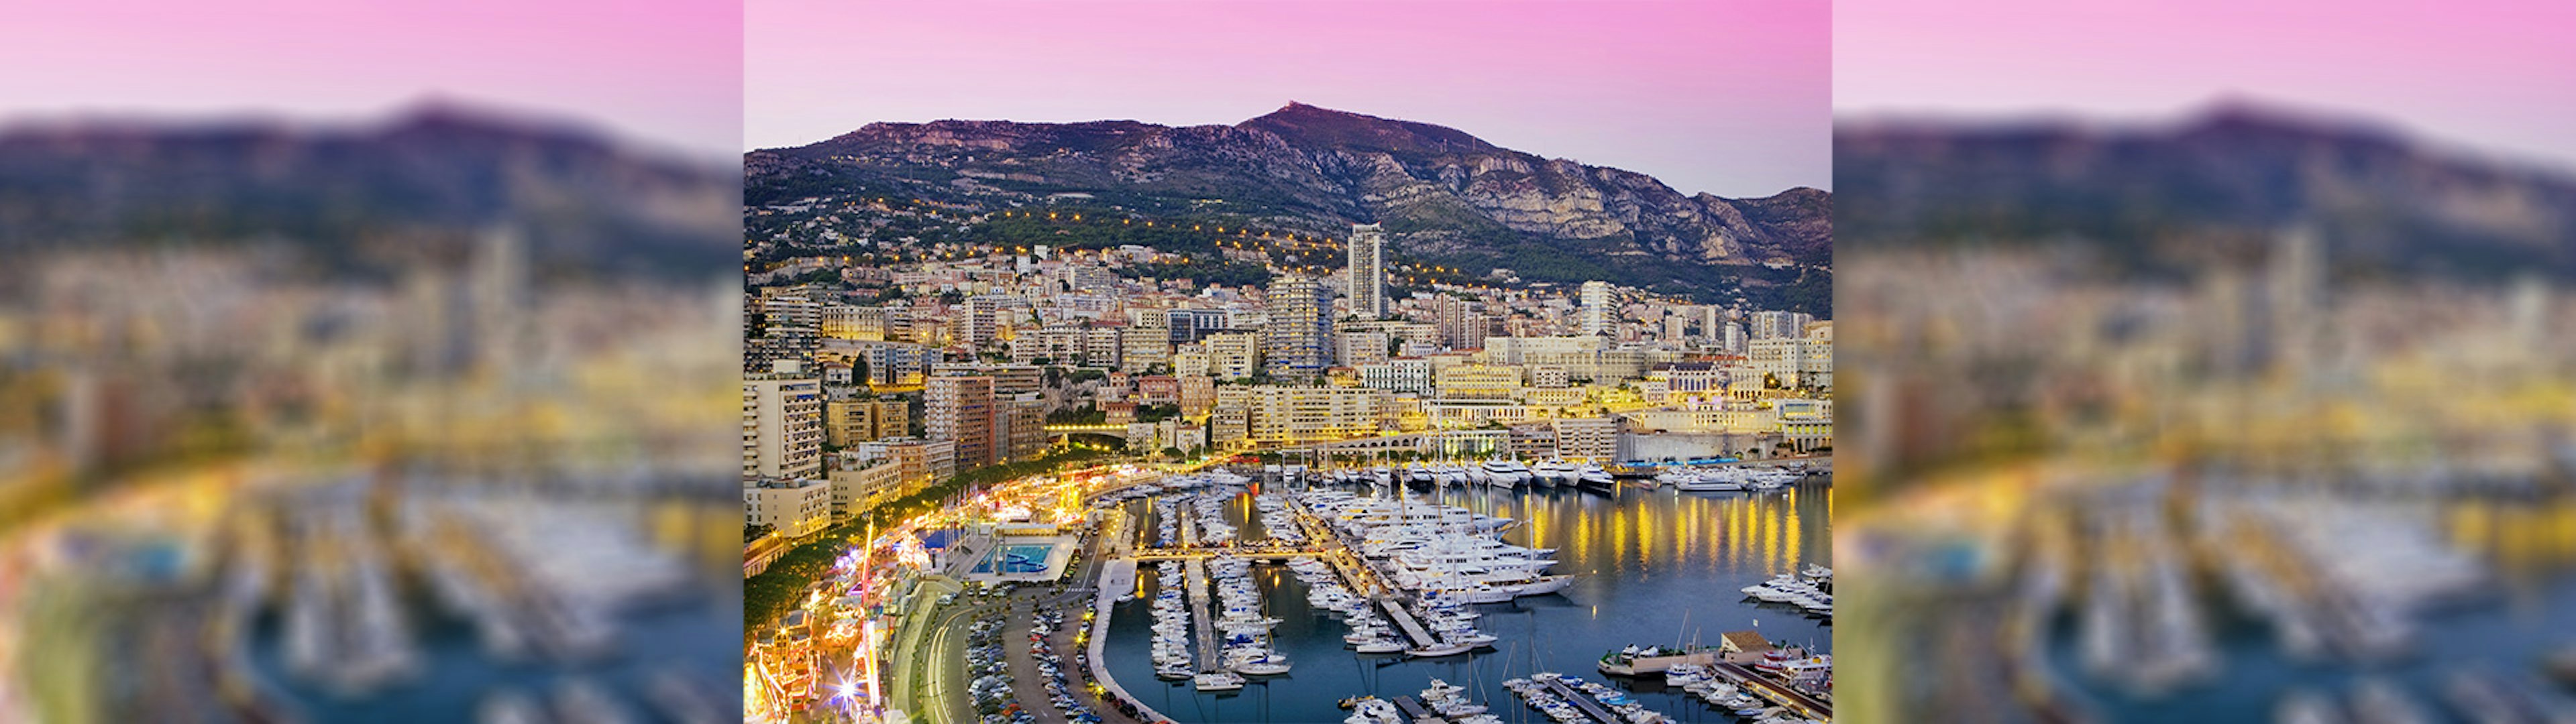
[747,103,1829,306]
[0,102,739,280]
[1836,103,2576,281]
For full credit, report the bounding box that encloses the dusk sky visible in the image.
[1836,0,2576,172]
[0,0,743,160]
[748,0,1831,198]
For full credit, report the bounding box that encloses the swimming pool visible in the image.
[971,543,1057,575]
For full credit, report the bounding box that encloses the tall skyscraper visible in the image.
[1580,281,1613,336]
[1346,223,1387,319]
[1265,274,1332,378]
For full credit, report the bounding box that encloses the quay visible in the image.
[1538,677,1625,724]
[1712,662,1831,721]
[1086,562,1171,724]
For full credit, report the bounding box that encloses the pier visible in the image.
[1391,695,1445,723]
[1538,677,1625,724]
[1712,662,1831,721]
[1185,557,1218,673]
[1375,596,1440,651]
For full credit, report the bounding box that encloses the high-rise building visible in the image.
[823,397,910,447]
[1083,324,1124,369]
[1173,343,1212,378]
[820,304,890,341]
[1122,310,1173,373]
[1265,275,1333,378]
[1580,281,1613,336]
[1434,296,1487,351]
[1000,395,1047,463]
[1346,223,1387,319]
[1338,329,1392,367]
[1749,310,1815,340]
[1204,333,1260,380]
[823,397,871,448]
[743,360,824,480]
[926,375,997,471]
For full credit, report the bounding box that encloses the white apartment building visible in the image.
[1219,385,1388,444]
[1552,417,1619,461]
[743,360,824,480]
[1580,281,1613,336]
[826,459,906,520]
[1338,329,1392,367]
[1206,331,1262,380]
[1357,359,1435,396]
[745,477,832,539]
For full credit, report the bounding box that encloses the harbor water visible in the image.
[1103,478,1833,723]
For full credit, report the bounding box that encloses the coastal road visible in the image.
[917,595,1000,724]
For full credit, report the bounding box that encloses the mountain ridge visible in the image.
[0,101,740,280]
[748,103,1830,308]
[1835,99,2576,282]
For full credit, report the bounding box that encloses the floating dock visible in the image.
[1713,662,1831,721]
[1538,677,1625,724]
[1375,596,1440,651]
[1393,695,1444,723]
[1185,557,1218,673]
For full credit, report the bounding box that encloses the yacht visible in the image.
[1674,469,1746,492]
[1534,461,1577,485]
[1345,697,1403,724]
[1566,463,1607,487]
[1227,650,1293,676]
[1483,460,1534,487]
[1193,672,1245,691]
[1354,638,1407,654]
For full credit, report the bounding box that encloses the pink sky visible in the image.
[1837,0,2576,170]
[749,0,1830,197]
[0,0,742,160]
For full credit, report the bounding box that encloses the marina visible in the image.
[1095,465,1831,723]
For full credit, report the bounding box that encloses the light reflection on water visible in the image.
[1104,479,1832,724]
